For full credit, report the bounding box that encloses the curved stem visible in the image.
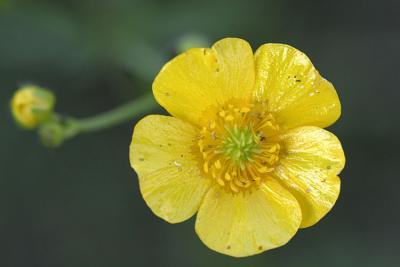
[74,93,157,133]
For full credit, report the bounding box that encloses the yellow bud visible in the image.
[10,85,55,129]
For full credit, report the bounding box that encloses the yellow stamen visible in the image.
[230,181,239,193]
[203,162,209,173]
[225,115,234,121]
[209,120,216,129]
[240,107,250,113]
[196,99,281,193]
[214,160,222,169]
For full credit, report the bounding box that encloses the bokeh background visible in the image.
[1,0,399,266]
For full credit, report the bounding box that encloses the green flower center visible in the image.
[223,126,260,166]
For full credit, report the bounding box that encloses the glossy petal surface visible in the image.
[273,126,345,227]
[254,44,341,131]
[153,38,255,126]
[131,38,345,257]
[195,179,301,257]
[130,115,211,223]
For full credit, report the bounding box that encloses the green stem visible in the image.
[38,93,158,147]
[75,93,157,133]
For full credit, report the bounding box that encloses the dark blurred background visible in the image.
[1,0,399,266]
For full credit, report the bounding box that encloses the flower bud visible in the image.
[38,118,79,148]
[11,85,55,129]
[38,121,65,147]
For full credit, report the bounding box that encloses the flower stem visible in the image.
[75,93,157,133]
[38,92,158,147]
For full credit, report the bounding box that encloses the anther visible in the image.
[211,131,217,140]
[240,107,250,113]
[203,162,209,173]
[258,167,270,173]
[225,115,234,121]
[267,145,278,153]
[230,181,239,193]
[209,120,216,129]
[214,160,222,169]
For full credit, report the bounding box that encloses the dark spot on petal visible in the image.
[296,79,301,82]
[258,245,263,250]
[139,158,144,161]
[180,154,184,158]
[227,245,231,250]
[327,165,332,170]
[168,143,172,146]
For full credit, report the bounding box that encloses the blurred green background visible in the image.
[1,0,399,266]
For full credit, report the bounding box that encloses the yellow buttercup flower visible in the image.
[11,85,55,129]
[130,38,345,257]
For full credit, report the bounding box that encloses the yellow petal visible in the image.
[254,44,341,131]
[195,179,302,257]
[130,115,211,223]
[153,38,255,126]
[273,126,345,228]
